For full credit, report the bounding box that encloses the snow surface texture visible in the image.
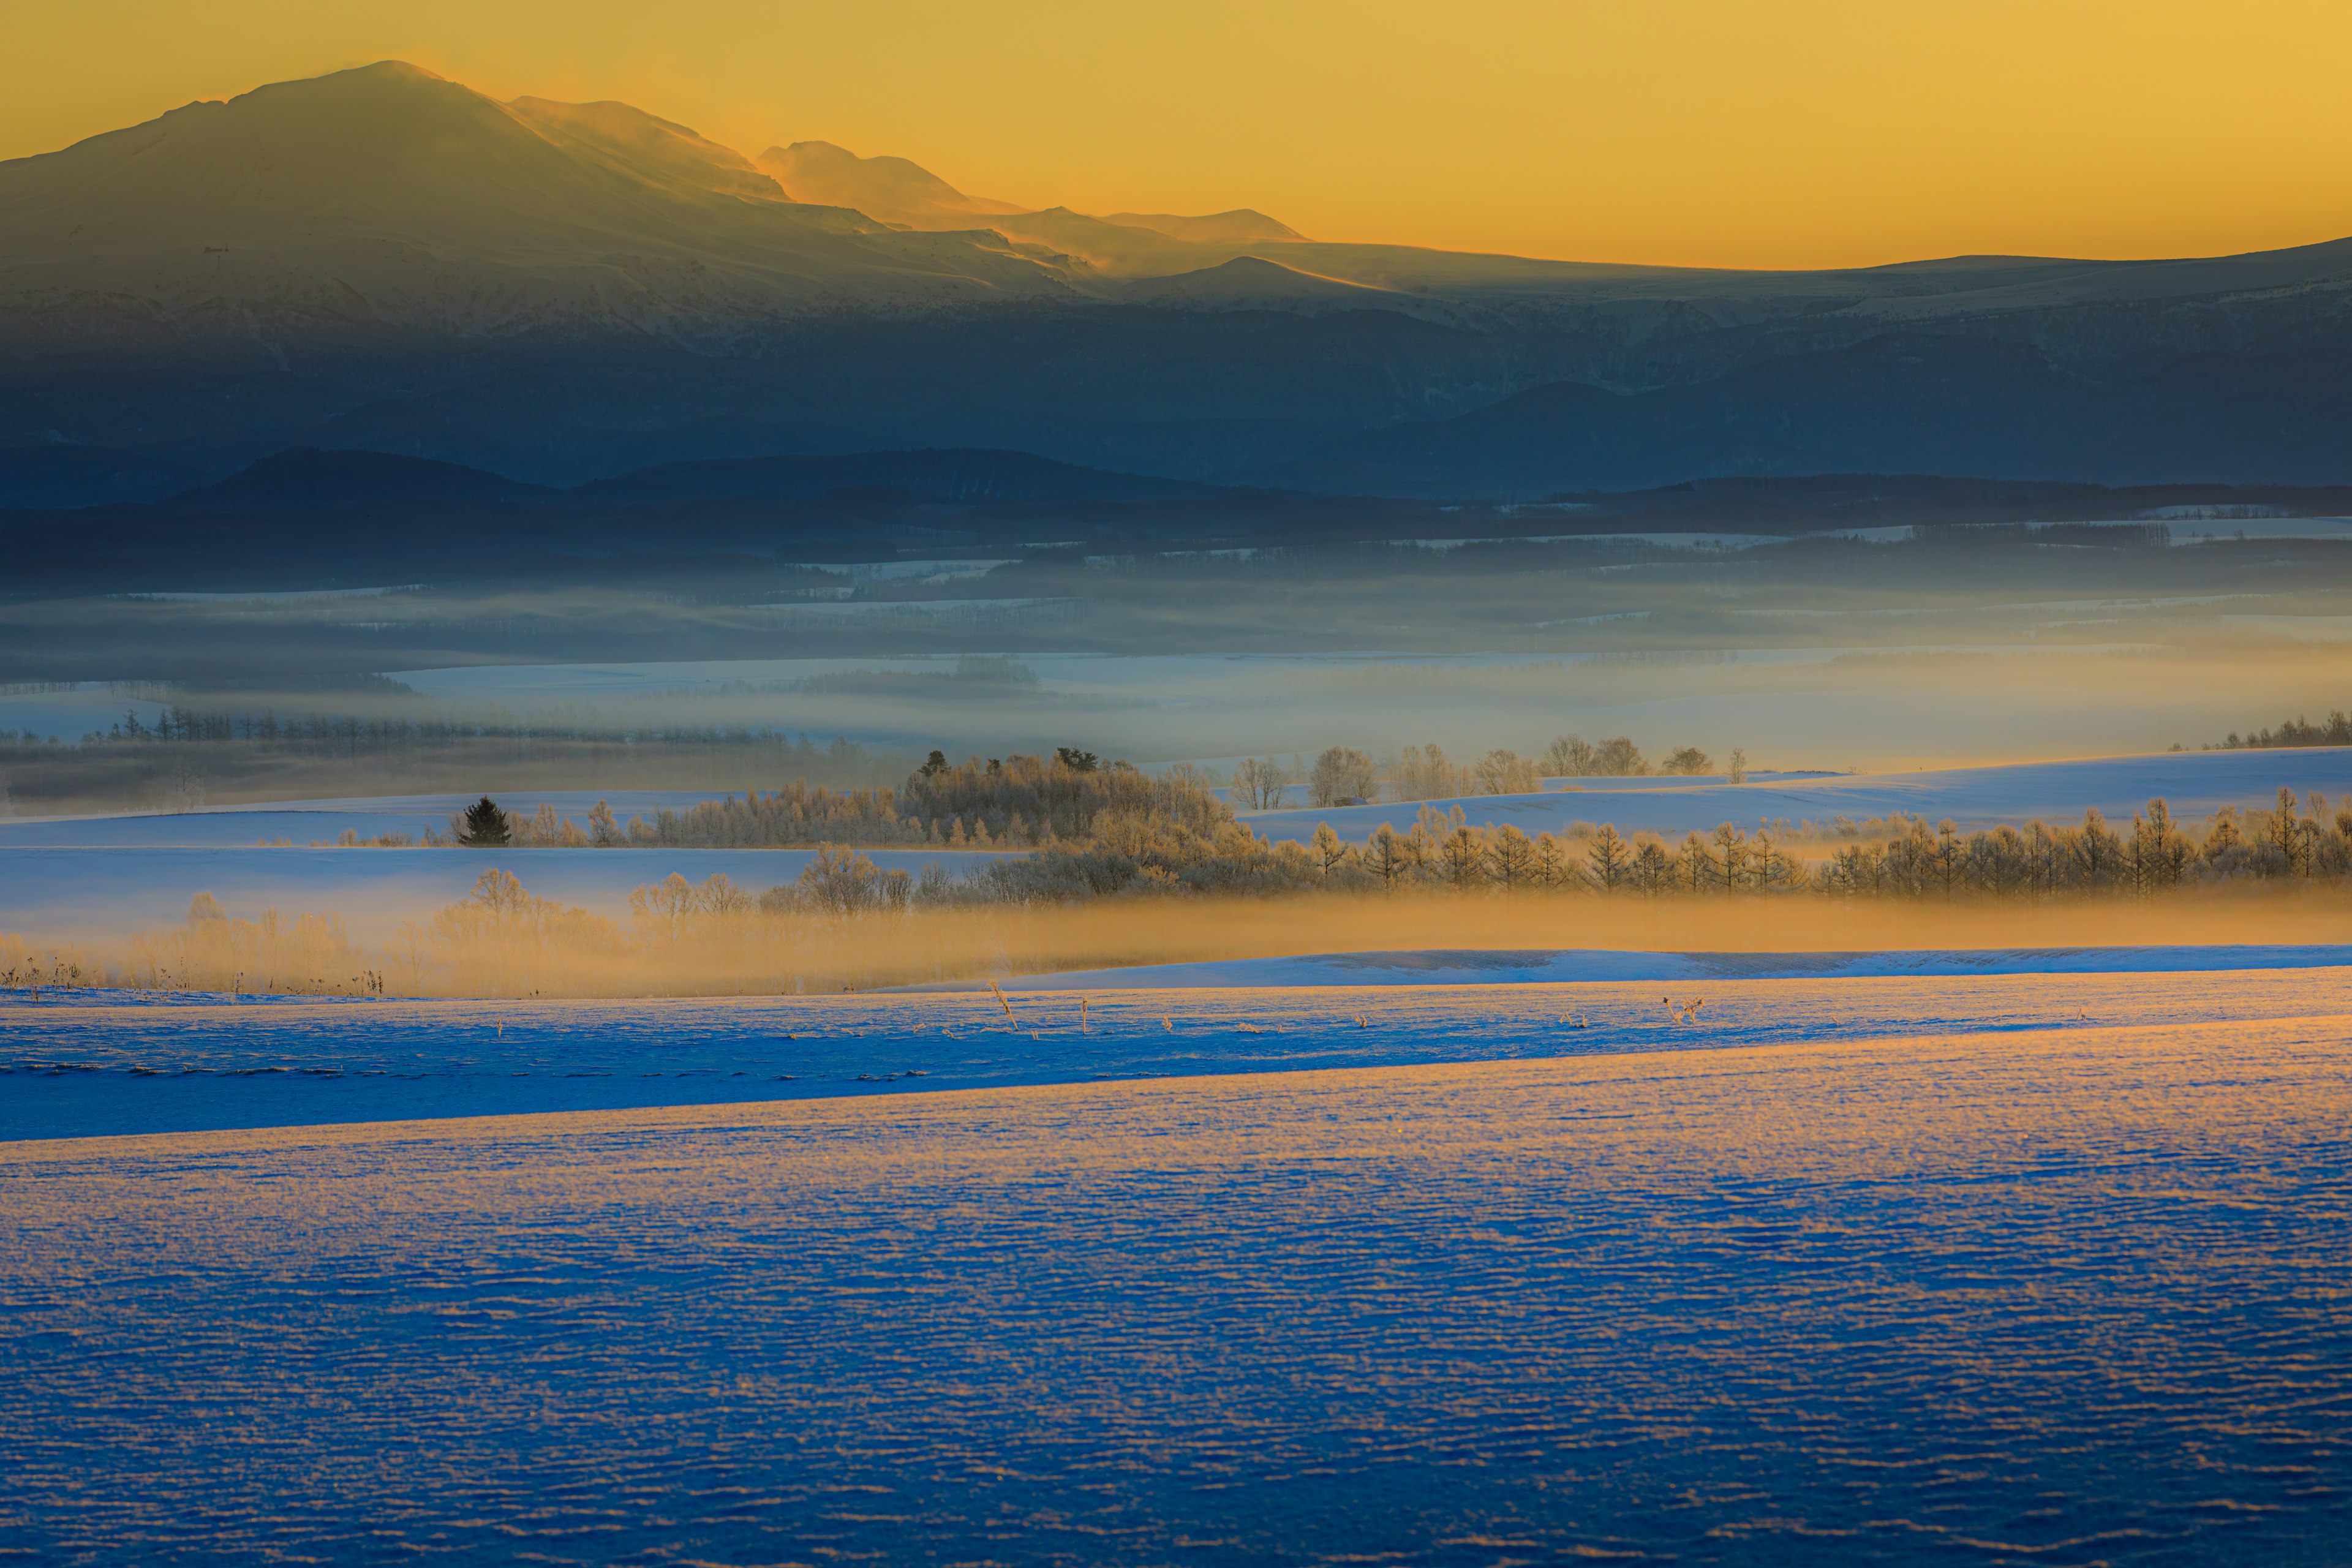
[921,943,2352,989]
[1246,745,2352,842]
[4,1016,2346,1563]
[7,962,2351,1141]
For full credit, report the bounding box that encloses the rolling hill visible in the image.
[3,59,2350,507]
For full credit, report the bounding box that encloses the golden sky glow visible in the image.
[9,0,2351,270]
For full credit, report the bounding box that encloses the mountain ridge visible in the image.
[5,59,2351,506]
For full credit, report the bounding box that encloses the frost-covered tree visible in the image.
[1679,832,1718,893]
[1235,756,1291,809]
[1542,734,1595,775]
[1590,737,1647,777]
[1309,821,1351,881]
[1474,750,1544,795]
[1586,824,1630,890]
[1486,823,1537,888]
[1441,825,1485,888]
[1310,747,1379,807]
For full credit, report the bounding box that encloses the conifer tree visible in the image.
[1586,824,1630,890]
[455,796,511,848]
[1679,831,1717,892]
[1441,824,1485,888]
[1486,823,1537,888]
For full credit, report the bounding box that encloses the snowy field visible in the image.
[3,957,2347,1139]
[1247,745,2352,842]
[4,989,2346,1563]
[372,647,2352,771]
[0,789,738,846]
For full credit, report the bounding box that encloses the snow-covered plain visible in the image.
[928,943,2352,990]
[5,1000,2346,1564]
[1246,744,2352,842]
[4,960,2348,1140]
[0,789,740,846]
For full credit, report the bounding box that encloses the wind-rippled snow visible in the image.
[8,963,2352,1140]
[3,1017,2348,1564]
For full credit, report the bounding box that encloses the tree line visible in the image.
[2213,712,2352,750]
[914,789,2352,903]
[1239,734,1747,810]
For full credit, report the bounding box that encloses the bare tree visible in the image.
[1661,747,1712,776]
[1713,822,1748,889]
[1441,825,1485,888]
[1586,824,1630,890]
[1475,749,1544,795]
[1679,831,1717,892]
[1235,756,1291,809]
[1542,734,1596,776]
[1532,831,1571,888]
[1727,748,1749,785]
[1310,746,1379,807]
[1591,737,1646,776]
[1309,821,1351,881]
[1485,823,1537,888]
[1365,823,1410,889]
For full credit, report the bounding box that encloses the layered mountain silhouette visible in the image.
[3,59,2350,508]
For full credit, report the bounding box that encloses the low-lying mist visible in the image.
[10,876,2350,1003]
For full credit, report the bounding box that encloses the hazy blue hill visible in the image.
[1118,256,1412,311]
[1234,332,2352,496]
[5,60,2352,506]
[572,449,1222,506]
[166,448,565,511]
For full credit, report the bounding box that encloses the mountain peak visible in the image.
[1106,209,1303,244]
[507,96,785,202]
[756,140,1026,224]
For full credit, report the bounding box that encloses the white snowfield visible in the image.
[0,790,741,848]
[1243,746,2352,843]
[908,944,2352,991]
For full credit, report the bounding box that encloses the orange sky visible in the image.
[10,0,2351,270]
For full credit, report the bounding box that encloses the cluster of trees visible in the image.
[1259,734,1743,809]
[464,786,919,848]
[438,750,1238,851]
[902,749,1230,843]
[818,790,2352,906]
[2215,712,2352,750]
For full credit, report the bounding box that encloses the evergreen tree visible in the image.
[456,796,512,848]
